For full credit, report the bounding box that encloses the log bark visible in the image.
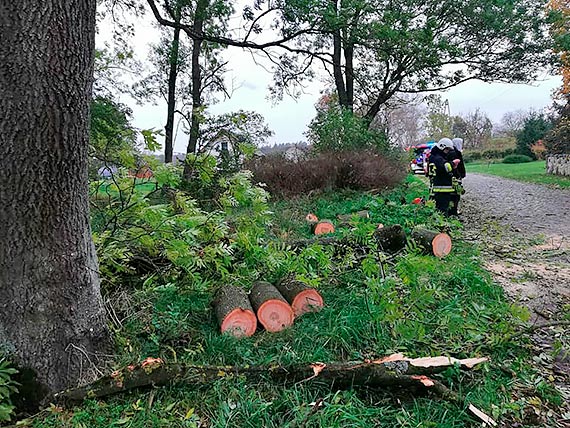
[249,281,294,332]
[0,0,110,397]
[373,225,407,253]
[411,229,452,257]
[337,210,369,222]
[56,354,488,403]
[275,278,324,316]
[213,286,257,337]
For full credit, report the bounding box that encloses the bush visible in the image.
[246,150,405,198]
[544,117,570,154]
[502,154,533,164]
[306,107,388,153]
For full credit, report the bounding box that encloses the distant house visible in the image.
[97,165,117,179]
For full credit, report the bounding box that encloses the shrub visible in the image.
[0,357,18,422]
[502,154,533,164]
[246,150,405,198]
[306,107,388,153]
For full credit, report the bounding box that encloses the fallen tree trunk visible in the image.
[249,281,294,332]
[373,224,407,253]
[411,229,452,257]
[56,354,489,403]
[212,286,257,337]
[275,278,324,316]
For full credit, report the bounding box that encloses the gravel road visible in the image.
[461,173,570,237]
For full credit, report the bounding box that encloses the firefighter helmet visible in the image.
[436,138,454,150]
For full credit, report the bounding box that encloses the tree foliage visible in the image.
[90,96,139,175]
[307,104,388,152]
[516,112,553,158]
[269,0,554,123]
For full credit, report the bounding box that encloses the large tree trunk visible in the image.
[0,0,111,398]
[164,12,181,164]
[182,0,209,183]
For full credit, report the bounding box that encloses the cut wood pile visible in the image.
[299,210,453,258]
[213,280,324,337]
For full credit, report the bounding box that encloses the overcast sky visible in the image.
[99,9,562,153]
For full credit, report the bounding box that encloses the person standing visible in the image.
[428,138,455,216]
[448,138,466,216]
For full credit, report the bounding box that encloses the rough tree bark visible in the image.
[164,6,182,164]
[0,0,111,398]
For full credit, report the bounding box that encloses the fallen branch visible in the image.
[56,354,488,402]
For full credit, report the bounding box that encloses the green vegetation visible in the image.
[26,173,563,427]
[502,154,533,164]
[467,160,570,188]
[0,357,18,422]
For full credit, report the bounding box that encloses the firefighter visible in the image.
[449,138,466,215]
[428,138,455,216]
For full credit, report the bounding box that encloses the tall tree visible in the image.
[462,109,493,148]
[0,0,110,397]
[270,0,554,125]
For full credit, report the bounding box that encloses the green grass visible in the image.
[29,176,563,428]
[467,160,570,188]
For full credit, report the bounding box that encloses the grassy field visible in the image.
[27,176,564,428]
[467,160,570,188]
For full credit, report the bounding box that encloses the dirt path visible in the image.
[460,173,570,426]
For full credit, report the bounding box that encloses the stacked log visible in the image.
[249,281,295,332]
[275,278,324,317]
[213,286,257,337]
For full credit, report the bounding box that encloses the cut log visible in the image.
[275,278,324,316]
[373,224,407,253]
[213,286,257,337]
[305,213,319,223]
[411,229,452,257]
[337,210,370,222]
[249,281,294,332]
[312,220,335,235]
[57,353,489,403]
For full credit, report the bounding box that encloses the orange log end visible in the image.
[291,289,324,316]
[306,213,319,222]
[314,221,335,235]
[432,233,452,257]
[220,308,257,337]
[257,299,294,332]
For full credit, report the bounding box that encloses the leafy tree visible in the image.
[134,2,193,163]
[0,0,110,397]
[423,96,453,141]
[198,110,273,167]
[268,0,554,125]
[516,112,553,158]
[307,103,387,152]
[90,96,139,177]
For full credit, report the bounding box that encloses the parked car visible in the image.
[409,142,435,175]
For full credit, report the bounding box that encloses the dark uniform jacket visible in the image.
[448,149,466,179]
[428,146,453,188]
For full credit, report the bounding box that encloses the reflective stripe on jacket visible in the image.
[432,186,455,193]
